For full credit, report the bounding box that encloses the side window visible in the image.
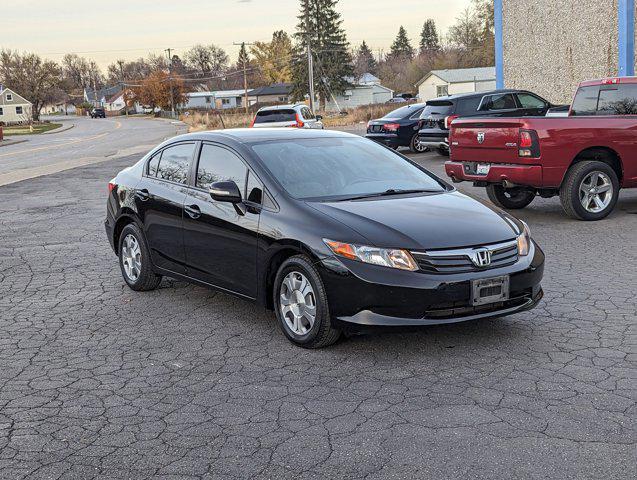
[245,171,263,204]
[409,108,425,119]
[487,93,517,110]
[597,84,637,115]
[455,97,482,115]
[517,93,547,109]
[570,86,599,116]
[196,144,247,192]
[147,152,161,176]
[156,143,194,184]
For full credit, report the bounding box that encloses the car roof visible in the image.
[257,104,305,112]
[168,128,358,145]
[428,89,528,102]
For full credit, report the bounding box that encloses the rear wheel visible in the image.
[273,255,341,349]
[437,147,449,157]
[409,134,428,153]
[486,184,536,209]
[118,223,162,291]
[559,161,619,220]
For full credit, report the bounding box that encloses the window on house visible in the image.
[6,93,13,101]
[436,85,448,97]
[278,96,286,102]
[15,106,23,115]
[205,96,211,103]
[0,107,3,116]
[221,98,230,105]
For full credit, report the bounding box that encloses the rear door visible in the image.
[419,100,454,131]
[136,142,196,274]
[477,93,520,117]
[182,143,261,298]
[252,109,297,128]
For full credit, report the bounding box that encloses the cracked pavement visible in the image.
[0,150,635,479]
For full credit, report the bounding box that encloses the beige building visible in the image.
[415,67,496,101]
[499,0,635,104]
[0,87,32,124]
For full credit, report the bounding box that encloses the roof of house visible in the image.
[344,73,381,85]
[0,87,33,105]
[85,85,122,102]
[187,89,252,98]
[249,83,293,97]
[415,67,496,87]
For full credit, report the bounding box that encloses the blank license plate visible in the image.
[476,163,491,175]
[472,275,509,306]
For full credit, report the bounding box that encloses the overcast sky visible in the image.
[5,0,470,69]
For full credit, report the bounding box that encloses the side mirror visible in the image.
[209,181,242,203]
[316,114,323,121]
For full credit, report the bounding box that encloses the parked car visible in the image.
[105,129,544,348]
[445,77,637,220]
[366,103,428,152]
[90,107,106,118]
[386,97,407,104]
[250,104,323,129]
[418,89,553,156]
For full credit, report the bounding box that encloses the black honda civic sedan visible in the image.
[105,129,544,348]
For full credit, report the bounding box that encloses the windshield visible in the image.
[250,137,446,201]
[419,101,453,118]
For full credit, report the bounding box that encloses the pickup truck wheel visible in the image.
[486,185,535,209]
[437,147,450,157]
[560,161,619,220]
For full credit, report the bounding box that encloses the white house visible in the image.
[104,89,143,115]
[41,102,77,115]
[415,67,496,101]
[0,86,33,124]
[324,74,393,112]
[184,89,252,110]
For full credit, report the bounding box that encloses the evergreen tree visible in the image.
[355,41,378,75]
[388,26,414,60]
[291,0,353,108]
[419,19,440,54]
[238,42,250,69]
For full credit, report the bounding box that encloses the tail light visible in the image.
[518,129,540,158]
[602,78,620,85]
[444,115,459,129]
[295,113,305,128]
[249,116,256,128]
[108,182,117,193]
[383,123,400,132]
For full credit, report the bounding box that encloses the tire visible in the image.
[273,255,341,349]
[118,223,162,291]
[409,134,429,153]
[486,184,536,209]
[437,147,449,157]
[559,160,619,220]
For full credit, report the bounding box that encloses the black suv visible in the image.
[90,107,106,119]
[417,89,553,156]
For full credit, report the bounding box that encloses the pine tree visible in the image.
[238,42,250,69]
[291,0,354,108]
[388,26,414,60]
[357,41,378,74]
[419,19,440,54]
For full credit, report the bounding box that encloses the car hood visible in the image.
[309,191,521,250]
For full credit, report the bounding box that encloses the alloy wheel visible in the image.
[579,171,613,213]
[279,271,316,336]
[121,234,142,282]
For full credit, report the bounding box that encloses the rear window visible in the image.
[254,109,296,123]
[572,84,637,116]
[420,101,453,118]
[383,104,423,119]
[455,96,482,115]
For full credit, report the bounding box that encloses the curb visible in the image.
[42,123,75,134]
[0,138,29,148]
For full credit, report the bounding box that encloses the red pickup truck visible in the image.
[445,77,637,220]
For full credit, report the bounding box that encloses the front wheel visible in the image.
[409,134,429,153]
[273,255,341,348]
[559,161,619,220]
[486,184,536,209]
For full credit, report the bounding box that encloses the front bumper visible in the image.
[445,161,543,187]
[365,133,401,148]
[318,242,544,328]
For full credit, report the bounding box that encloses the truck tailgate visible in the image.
[450,118,526,163]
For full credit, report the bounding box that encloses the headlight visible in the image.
[517,222,531,256]
[324,239,419,271]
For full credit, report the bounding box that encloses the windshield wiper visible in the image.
[337,189,441,201]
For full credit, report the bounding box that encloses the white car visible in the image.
[250,104,324,129]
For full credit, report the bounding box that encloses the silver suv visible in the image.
[251,104,324,129]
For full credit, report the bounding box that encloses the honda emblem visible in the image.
[470,247,492,267]
[477,132,485,144]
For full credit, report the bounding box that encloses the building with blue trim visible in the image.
[495,0,635,103]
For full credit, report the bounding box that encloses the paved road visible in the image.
[0,115,185,185]
[0,138,635,478]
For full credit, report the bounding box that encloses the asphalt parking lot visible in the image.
[0,146,636,479]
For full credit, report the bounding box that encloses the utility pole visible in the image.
[165,48,175,117]
[233,42,255,115]
[117,60,128,116]
[305,10,316,112]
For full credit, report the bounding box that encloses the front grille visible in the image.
[424,294,531,319]
[412,240,519,274]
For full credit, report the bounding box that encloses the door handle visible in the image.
[135,189,150,201]
[185,204,201,219]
